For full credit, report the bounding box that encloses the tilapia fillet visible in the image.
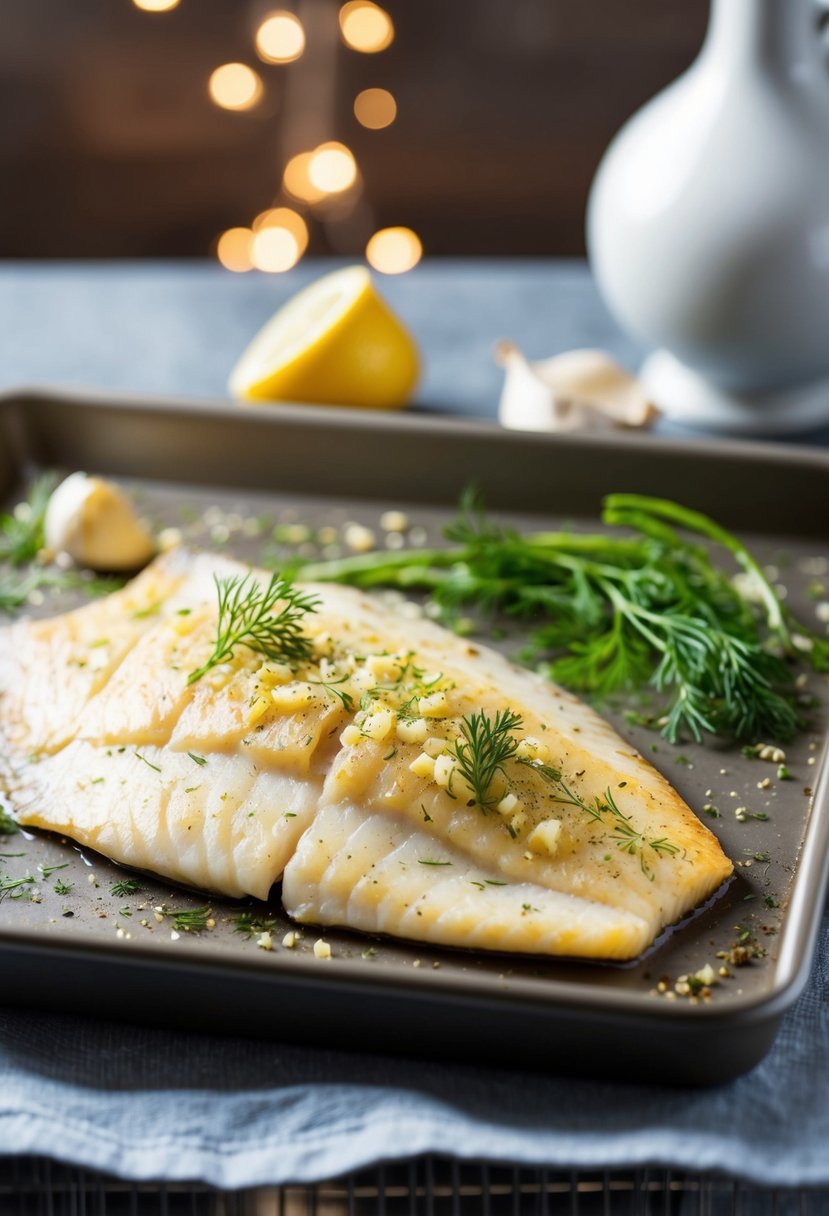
[0,549,732,960]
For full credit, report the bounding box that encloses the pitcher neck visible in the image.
[702,0,822,78]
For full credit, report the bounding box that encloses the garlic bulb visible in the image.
[44,473,156,572]
[497,342,659,433]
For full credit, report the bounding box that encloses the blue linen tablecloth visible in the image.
[1,259,828,1188]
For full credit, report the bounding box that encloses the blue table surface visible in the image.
[2,258,829,1192]
[0,258,638,417]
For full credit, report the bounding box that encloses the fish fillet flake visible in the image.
[0,550,733,959]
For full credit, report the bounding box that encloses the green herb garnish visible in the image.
[232,911,277,939]
[53,879,73,895]
[0,808,19,835]
[188,571,319,685]
[306,673,354,712]
[0,873,34,893]
[110,878,141,897]
[159,904,212,933]
[299,490,826,744]
[37,862,68,879]
[0,474,55,566]
[449,708,523,810]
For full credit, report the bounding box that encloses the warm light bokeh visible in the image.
[255,11,306,63]
[366,226,422,274]
[132,0,180,10]
[208,63,263,111]
[216,228,254,272]
[252,207,309,254]
[283,152,327,203]
[251,227,301,272]
[307,141,357,194]
[339,2,394,53]
[354,87,396,129]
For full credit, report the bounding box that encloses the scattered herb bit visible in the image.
[764,895,779,909]
[777,764,793,781]
[37,862,69,878]
[232,911,277,939]
[0,474,55,566]
[307,673,354,712]
[53,879,73,896]
[188,752,207,767]
[110,879,142,897]
[159,905,212,933]
[135,752,161,773]
[0,873,34,893]
[188,571,319,684]
[299,490,827,744]
[450,707,523,810]
[383,746,398,761]
[0,809,19,835]
[418,859,453,866]
[484,879,507,886]
[361,947,378,960]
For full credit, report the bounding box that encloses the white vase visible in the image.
[586,0,829,433]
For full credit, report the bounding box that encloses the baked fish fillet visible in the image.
[0,549,732,960]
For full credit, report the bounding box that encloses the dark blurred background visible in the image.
[1,0,708,264]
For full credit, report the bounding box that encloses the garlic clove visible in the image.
[496,341,659,433]
[44,473,156,572]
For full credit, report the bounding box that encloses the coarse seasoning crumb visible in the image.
[257,930,273,952]
[313,938,332,959]
[282,931,296,949]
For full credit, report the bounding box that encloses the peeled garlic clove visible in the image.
[496,341,659,433]
[44,473,156,572]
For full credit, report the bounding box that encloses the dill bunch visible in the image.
[300,490,826,744]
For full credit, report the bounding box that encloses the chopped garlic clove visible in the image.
[44,473,156,572]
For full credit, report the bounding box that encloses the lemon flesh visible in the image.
[229,265,420,409]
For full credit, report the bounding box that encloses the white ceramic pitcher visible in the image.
[587,0,829,433]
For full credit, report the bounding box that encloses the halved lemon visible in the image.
[228,265,420,409]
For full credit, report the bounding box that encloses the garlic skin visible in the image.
[497,342,659,433]
[44,473,156,572]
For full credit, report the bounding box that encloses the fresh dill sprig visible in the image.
[518,759,680,877]
[232,911,278,939]
[0,474,56,566]
[299,490,822,744]
[158,904,213,933]
[450,708,524,810]
[306,673,354,712]
[110,878,142,897]
[188,571,319,685]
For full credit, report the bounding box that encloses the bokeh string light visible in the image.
[250,226,301,272]
[208,63,263,111]
[339,2,394,53]
[307,142,357,194]
[132,0,180,11]
[366,227,423,274]
[216,228,254,272]
[255,11,306,64]
[354,87,396,129]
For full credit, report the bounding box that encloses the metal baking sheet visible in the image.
[1,386,828,1085]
